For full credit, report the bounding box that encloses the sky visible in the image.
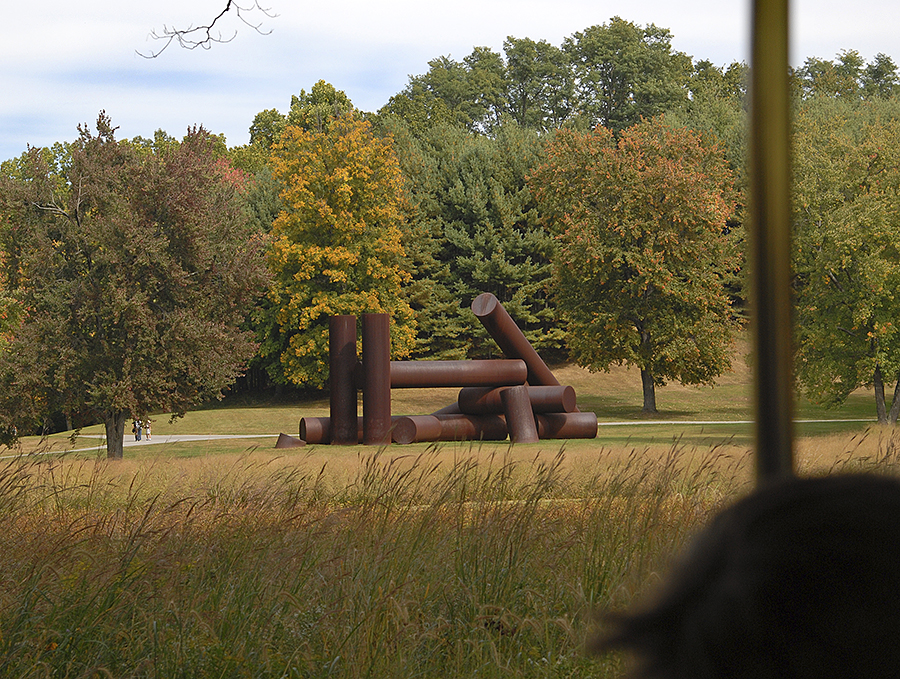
[2,0,898,161]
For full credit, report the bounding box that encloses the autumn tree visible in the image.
[530,117,740,413]
[264,111,415,387]
[793,97,900,424]
[0,114,268,456]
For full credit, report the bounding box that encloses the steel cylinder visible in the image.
[434,413,508,441]
[534,412,598,440]
[329,315,359,445]
[392,415,444,445]
[501,385,540,443]
[362,313,392,445]
[470,293,560,387]
[389,359,527,388]
[458,385,577,415]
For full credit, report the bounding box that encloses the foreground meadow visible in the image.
[1,352,892,678]
[3,428,898,679]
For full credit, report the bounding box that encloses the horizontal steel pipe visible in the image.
[534,412,598,440]
[458,385,577,415]
[389,359,527,388]
[392,415,443,445]
[300,416,405,445]
[434,413,509,442]
[471,293,560,387]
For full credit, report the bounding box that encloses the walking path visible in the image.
[1,418,875,461]
[1,433,279,459]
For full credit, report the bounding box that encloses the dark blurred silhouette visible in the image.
[596,473,900,678]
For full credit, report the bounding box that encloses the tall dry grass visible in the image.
[1,433,894,679]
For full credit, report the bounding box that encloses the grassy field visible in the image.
[0,354,895,678]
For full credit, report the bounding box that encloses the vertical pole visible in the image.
[501,385,540,444]
[750,0,795,483]
[362,313,392,445]
[329,315,359,445]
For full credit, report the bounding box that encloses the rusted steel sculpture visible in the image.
[535,412,598,440]
[502,385,540,443]
[329,315,358,445]
[471,293,561,387]
[458,385,576,415]
[295,295,597,446]
[275,432,306,448]
[392,414,509,445]
[362,313,392,445]
[389,359,527,388]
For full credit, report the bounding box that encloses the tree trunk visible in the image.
[104,411,127,459]
[875,364,888,424]
[641,368,657,414]
[889,371,900,425]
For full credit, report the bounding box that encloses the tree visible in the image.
[0,114,268,457]
[379,50,506,135]
[265,112,416,387]
[503,36,575,131]
[382,117,562,360]
[792,97,900,424]
[530,117,740,412]
[796,50,900,101]
[562,17,692,132]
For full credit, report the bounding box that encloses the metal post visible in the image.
[329,315,358,445]
[362,313,392,445]
[501,385,540,443]
[750,0,795,483]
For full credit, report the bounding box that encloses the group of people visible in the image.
[131,418,151,441]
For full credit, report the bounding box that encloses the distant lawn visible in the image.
[2,339,884,466]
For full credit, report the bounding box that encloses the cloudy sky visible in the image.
[2,0,898,161]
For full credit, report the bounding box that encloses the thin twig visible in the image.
[138,1,277,59]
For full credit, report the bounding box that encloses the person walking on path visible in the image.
[133,419,142,441]
[144,418,152,440]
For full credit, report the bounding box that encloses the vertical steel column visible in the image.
[750,0,795,483]
[501,385,540,443]
[329,315,359,445]
[362,313,392,445]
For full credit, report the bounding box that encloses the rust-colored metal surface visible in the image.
[501,385,540,443]
[362,313,392,445]
[392,415,444,445]
[471,293,560,387]
[389,359,527,388]
[329,315,359,445]
[275,432,306,448]
[534,412,598,440]
[434,413,508,441]
[458,385,576,415]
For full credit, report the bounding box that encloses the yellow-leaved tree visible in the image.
[264,112,416,387]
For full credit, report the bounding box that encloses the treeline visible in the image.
[3,17,900,450]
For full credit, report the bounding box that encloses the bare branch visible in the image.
[138,1,277,59]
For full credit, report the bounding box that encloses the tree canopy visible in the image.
[263,111,415,387]
[793,96,900,423]
[530,116,740,412]
[0,114,268,456]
